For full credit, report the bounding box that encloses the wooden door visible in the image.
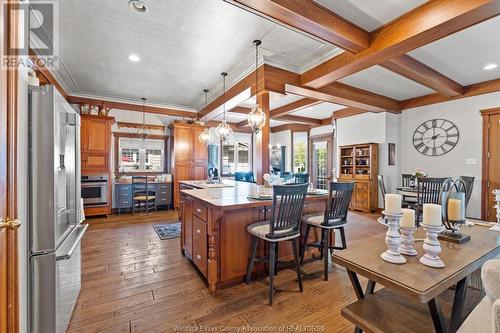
[1,2,20,331]
[482,109,500,221]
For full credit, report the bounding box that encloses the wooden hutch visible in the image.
[170,122,208,208]
[338,143,378,213]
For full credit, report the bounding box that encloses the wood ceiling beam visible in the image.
[225,0,369,53]
[286,83,401,113]
[67,96,197,118]
[117,121,165,132]
[380,55,464,97]
[206,120,253,134]
[401,77,500,110]
[271,123,312,133]
[236,119,249,128]
[332,107,369,120]
[301,0,500,89]
[276,114,321,125]
[271,98,322,117]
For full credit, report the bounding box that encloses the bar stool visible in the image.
[245,183,308,305]
[300,182,354,281]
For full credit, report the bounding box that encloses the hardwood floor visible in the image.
[68,210,386,333]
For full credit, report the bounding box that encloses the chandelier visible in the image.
[137,97,151,141]
[198,89,212,144]
[216,72,233,143]
[247,40,266,133]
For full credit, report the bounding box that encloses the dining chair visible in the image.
[294,173,309,184]
[401,174,414,187]
[246,184,308,305]
[413,177,450,223]
[234,172,245,182]
[377,175,387,203]
[300,182,355,281]
[244,172,255,183]
[459,176,475,209]
[132,176,156,214]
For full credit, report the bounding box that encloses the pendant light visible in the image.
[198,89,212,144]
[215,72,233,143]
[137,97,151,141]
[247,40,266,133]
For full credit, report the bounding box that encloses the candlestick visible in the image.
[419,223,445,268]
[423,204,442,226]
[400,208,415,228]
[398,226,417,256]
[385,194,402,214]
[380,211,406,264]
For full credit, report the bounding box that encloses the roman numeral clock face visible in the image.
[413,119,459,156]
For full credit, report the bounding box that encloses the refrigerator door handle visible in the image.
[56,224,88,261]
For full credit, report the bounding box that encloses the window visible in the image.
[221,133,252,176]
[119,138,164,172]
[293,132,308,173]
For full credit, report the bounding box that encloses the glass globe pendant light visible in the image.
[216,72,233,143]
[137,97,151,142]
[247,40,266,133]
[198,89,212,144]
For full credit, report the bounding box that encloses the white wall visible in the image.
[401,91,500,218]
[270,130,292,172]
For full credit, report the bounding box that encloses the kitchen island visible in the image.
[179,180,329,292]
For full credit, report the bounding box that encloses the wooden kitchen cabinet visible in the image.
[170,122,208,208]
[80,114,114,173]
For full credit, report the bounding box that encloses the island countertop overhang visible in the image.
[179,180,328,210]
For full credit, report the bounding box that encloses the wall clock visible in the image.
[412,118,459,156]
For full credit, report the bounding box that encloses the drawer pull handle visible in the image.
[196,229,201,234]
[196,208,202,214]
[196,254,201,260]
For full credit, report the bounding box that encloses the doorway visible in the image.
[481,108,500,221]
[309,134,333,190]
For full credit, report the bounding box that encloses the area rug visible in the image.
[153,222,181,240]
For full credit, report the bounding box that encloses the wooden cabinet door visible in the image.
[192,165,207,180]
[82,153,109,172]
[181,195,193,256]
[192,127,208,163]
[82,118,110,153]
[174,127,192,163]
[192,216,207,276]
[356,182,369,211]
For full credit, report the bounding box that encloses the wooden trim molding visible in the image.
[117,121,165,132]
[271,123,311,133]
[68,96,196,118]
[29,49,69,99]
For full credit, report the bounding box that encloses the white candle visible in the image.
[400,208,415,228]
[423,204,442,226]
[447,198,464,221]
[385,194,402,214]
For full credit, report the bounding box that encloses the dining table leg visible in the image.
[448,277,468,333]
[428,299,446,333]
[347,270,376,333]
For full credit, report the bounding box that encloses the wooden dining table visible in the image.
[333,226,500,333]
[396,186,418,198]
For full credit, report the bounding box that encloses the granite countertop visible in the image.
[180,180,328,210]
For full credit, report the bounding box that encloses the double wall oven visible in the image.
[81,174,109,207]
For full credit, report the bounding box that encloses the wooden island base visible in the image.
[179,180,329,292]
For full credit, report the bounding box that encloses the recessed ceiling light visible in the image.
[128,54,141,62]
[128,0,148,13]
[307,107,314,110]
[483,63,498,71]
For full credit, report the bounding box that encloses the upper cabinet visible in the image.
[80,114,114,173]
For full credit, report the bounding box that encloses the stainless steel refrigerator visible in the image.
[28,85,87,333]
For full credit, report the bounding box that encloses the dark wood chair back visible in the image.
[401,174,414,187]
[377,175,387,199]
[267,184,308,239]
[459,176,475,208]
[244,172,255,183]
[294,173,309,184]
[416,177,449,206]
[323,182,355,227]
[234,172,245,182]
